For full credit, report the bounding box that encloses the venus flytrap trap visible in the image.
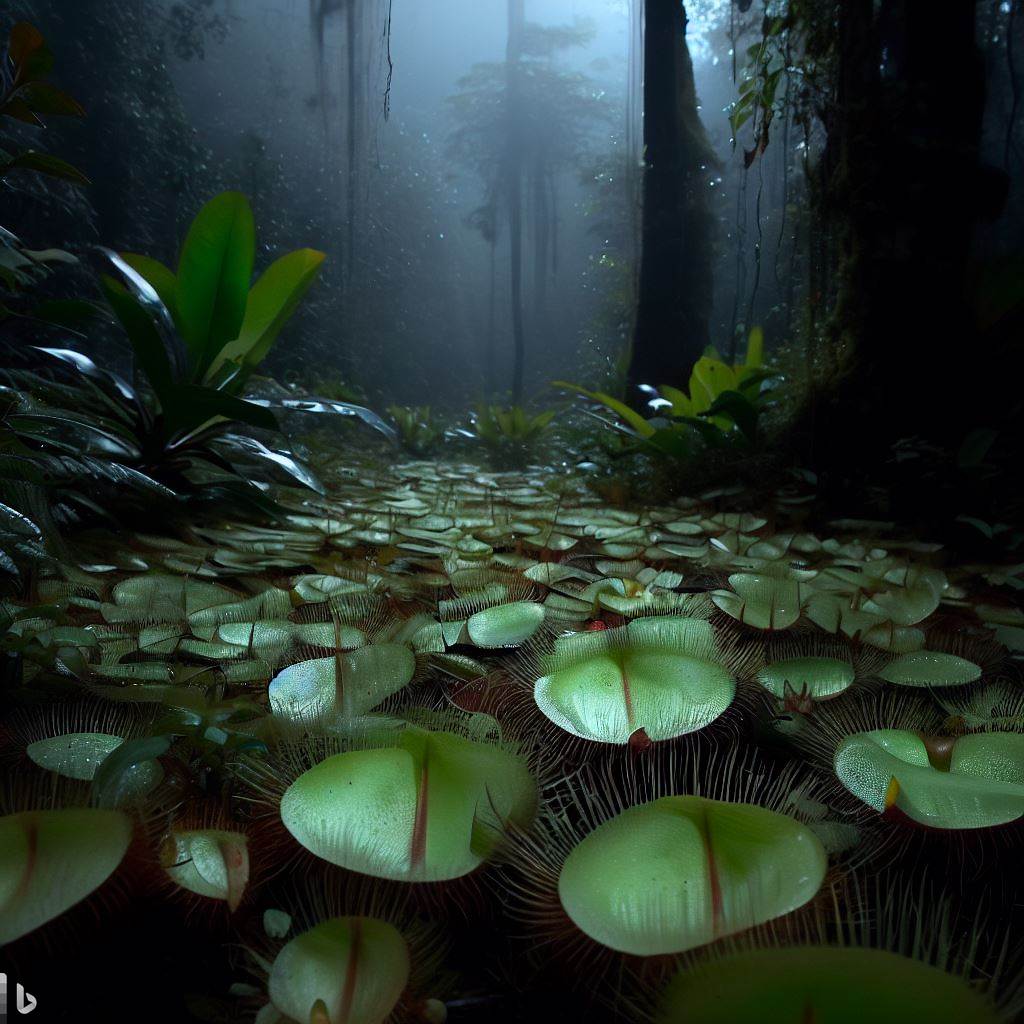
[557,796,827,957]
[2,436,1023,1016]
[835,729,1024,830]
[640,869,1021,1024]
[245,873,452,1024]
[532,616,738,747]
[279,717,537,883]
[498,745,835,1008]
[235,709,538,897]
[0,807,134,945]
[160,823,250,913]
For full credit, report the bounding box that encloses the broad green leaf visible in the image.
[176,191,255,374]
[206,248,325,386]
[101,278,173,397]
[703,390,760,441]
[0,808,132,944]
[8,23,46,72]
[19,81,85,117]
[658,384,693,417]
[280,726,536,881]
[160,383,278,439]
[745,325,764,368]
[552,382,656,437]
[558,796,826,955]
[689,356,737,412]
[657,947,1000,1024]
[0,150,89,185]
[120,254,180,327]
[268,918,409,1024]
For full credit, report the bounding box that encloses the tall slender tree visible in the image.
[628,1,716,395]
[506,0,527,405]
[448,10,603,404]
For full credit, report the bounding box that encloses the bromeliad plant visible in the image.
[388,405,446,457]
[0,192,336,536]
[110,189,326,425]
[467,404,556,443]
[85,191,374,498]
[454,403,557,468]
[556,328,777,458]
[105,191,394,457]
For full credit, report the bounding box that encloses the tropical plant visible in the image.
[556,327,777,458]
[0,23,85,309]
[388,404,446,456]
[0,22,88,186]
[116,190,325,398]
[465,403,556,444]
[108,191,394,442]
[452,403,556,469]
[0,344,312,525]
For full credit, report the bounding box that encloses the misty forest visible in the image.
[2,1,1024,1021]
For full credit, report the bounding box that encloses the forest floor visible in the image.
[4,451,1024,1022]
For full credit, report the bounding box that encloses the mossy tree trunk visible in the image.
[627,0,715,396]
[804,0,994,495]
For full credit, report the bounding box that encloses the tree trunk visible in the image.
[506,0,526,406]
[802,0,993,498]
[628,0,715,395]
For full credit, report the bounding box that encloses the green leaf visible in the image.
[120,254,180,328]
[205,248,325,387]
[0,150,89,185]
[703,389,760,441]
[553,381,656,438]
[658,385,693,417]
[176,192,255,377]
[689,356,737,412]
[8,23,50,80]
[101,277,173,397]
[93,735,172,808]
[162,384,278,440]
[19,81,85,117]
[1,97,42,126]
[745,325,764,367]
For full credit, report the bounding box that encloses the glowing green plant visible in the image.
[161,827,249,911]
[558,796,826,956]
[280,719,537,882]
[468,404,555,443]
[0,808,133,944]
[755,656,855,702]
[834,729,1024,829]
[656,946,1000,1023]
[556,327,776,455]
[268,644,417,725]
[267,917,410,1024]
[534,616,735,745]
[388,405,446,456]
[119,192,325,394]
